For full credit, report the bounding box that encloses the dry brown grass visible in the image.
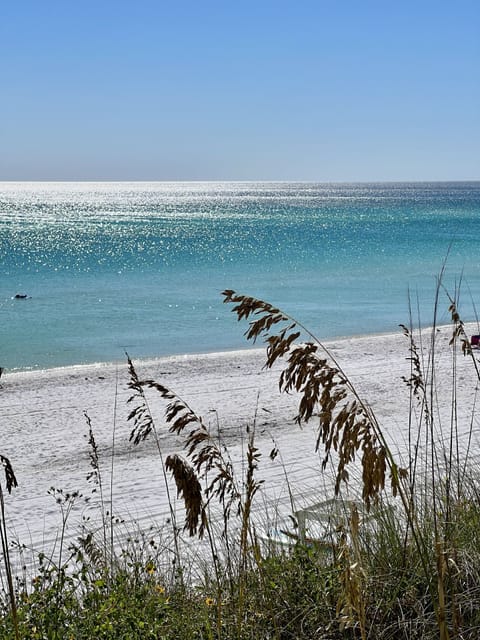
[222,289,408,508]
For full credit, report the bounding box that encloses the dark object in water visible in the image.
[471,335,480,347]
[14,293,28,299]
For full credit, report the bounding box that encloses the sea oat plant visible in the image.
[222,286,480,639]
[126,353,269,636]
[222,289,406,508]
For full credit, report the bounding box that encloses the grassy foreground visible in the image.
[1,286,480,639]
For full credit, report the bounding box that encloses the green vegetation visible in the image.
[1,282,480,639]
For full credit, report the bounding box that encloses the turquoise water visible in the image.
[1,181,479,370]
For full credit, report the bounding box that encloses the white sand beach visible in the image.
[2,325,480,564]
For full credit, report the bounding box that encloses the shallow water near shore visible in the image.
[1,181,479,370]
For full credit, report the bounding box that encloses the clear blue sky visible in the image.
[1,0,479,181]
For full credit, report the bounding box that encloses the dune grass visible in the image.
[1,282,480,638]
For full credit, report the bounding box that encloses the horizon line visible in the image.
[1,178,479,184]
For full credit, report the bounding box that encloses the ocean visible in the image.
[1,181,479,371]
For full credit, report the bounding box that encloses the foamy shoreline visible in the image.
[2,325,480,561]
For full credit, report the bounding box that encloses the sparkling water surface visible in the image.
[1,182,479,370]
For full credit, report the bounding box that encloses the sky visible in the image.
[1,0,479,182]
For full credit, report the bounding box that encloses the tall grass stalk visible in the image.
[0,456,18,640]
[126,354,184,583]
[84,411,108,556]
[109,365,120,569]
